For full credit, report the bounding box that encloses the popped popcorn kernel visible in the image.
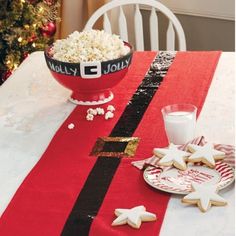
[86,113,94,121]
[51,30,130,63]
[107,105,115,112]
[68,123,75,129]
[105,111,114,120]
[96,107,105,115]
[87,108,97,116]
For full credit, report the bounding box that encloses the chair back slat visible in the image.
[150,7,159,51]
[166,21,175,50]
[103,13,112,34]
[118,6,128,42]
[134,4,144,50]
[85,0,186,51]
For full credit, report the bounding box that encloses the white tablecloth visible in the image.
[0,52,235,236]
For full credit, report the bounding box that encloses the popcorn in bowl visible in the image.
[44,30,133,106]
[50,30,130,63]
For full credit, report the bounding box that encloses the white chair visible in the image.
[84,0,186,51]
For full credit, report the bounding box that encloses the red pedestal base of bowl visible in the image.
[69,90,114,105]
[49,69,129,106]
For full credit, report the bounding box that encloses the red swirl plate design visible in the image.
[143,162,235,194]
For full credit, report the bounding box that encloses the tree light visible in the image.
[13,64,18,70]
[39,7,44,13]
[18,37,23,43]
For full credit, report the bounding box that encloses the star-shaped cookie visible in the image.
[111,205,156,229]
[153,143,190,170]
[187,143,225,168]
[182,183,227,212]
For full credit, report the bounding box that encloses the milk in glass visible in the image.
[162,104,197,145]
[163,111,196,145]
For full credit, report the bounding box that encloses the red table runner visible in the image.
[0,51,221,236]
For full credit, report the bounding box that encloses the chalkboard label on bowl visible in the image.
[103,58,131,74]
[45,52,132,78]
[47,61,79,76]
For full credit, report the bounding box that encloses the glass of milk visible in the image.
[161,104,197,145]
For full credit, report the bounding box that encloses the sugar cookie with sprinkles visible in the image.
[182,183,227,212]
[153,143,190,170]
[187,143,225,168]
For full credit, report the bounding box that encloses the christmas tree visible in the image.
[0,0,60,84]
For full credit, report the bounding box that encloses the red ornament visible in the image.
[2,70,12,82]
[23,52,29,59]
[28,34,37,43]
[41,22,56,37]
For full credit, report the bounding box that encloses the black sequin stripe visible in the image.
[61,51,176,236]
[111,51,176,137]
[61,157,120,236]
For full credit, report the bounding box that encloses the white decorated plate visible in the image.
[143,162,235,194]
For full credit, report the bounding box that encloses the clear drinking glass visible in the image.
[161,104,197,145]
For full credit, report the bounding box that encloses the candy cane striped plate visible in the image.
[143,162,235,194]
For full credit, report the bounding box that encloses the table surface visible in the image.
[0,51,235,236]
